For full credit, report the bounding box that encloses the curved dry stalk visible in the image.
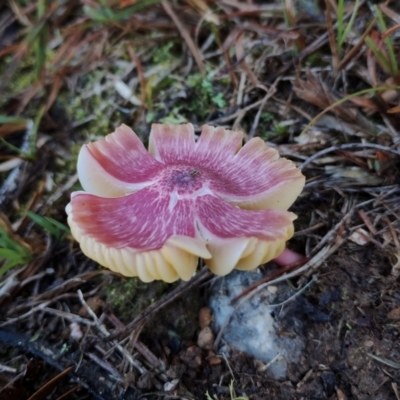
[300,143,400,171]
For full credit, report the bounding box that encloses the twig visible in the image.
[161,0,206,74]
[0,363,17,373]
[294,222,326,237]
[257,353,282,372]
[248,77,280,138]
[77,290,145,374]
[231,256,309,303]
[270,31,329,80]
[0,329,107,400]
[42,307,96,326]
[86,352,122,379]
[0,300,51,327]
[207,96,268,125]
[336,17,378,71]
[310,198,374,256]
[300,143,400,170]
[268,0,367,81]
[0,120,34,207]
[77,290,104,330]
[222,352,235,380]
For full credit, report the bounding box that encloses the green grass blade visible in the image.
[337,0,345,47]
[364,36,392,74]
[0,138,29,156]
[27,105,45,159]
[339,0,361,48]
[35,25,48,80]
[26,211,70,239]
[84,0,162,23]
[375,4,388,32]
[0,248,30,277]
[0,230,19,252]
[0,116,28,124]
[0,248,25,262]
[110,0,162,20]
[374,5,398,76]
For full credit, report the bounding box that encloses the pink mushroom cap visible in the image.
[66,123,305,282]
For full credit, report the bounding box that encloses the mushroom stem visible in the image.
[273,247,305,267]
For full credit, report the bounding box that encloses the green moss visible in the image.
[305,52,330,68]
[104,277,169,323]
[152,41,175,65]
[53,141,83,190]
[185,71,228,119]
[56,73,124,139]
[104,276,202,340]
[0,54,37,109]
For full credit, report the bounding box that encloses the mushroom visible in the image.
[66,124,305,282]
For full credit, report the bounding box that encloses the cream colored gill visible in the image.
[66,205,210,282]
[200,214,296,275]
[205,237,251,276]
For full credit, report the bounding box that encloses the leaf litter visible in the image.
[0,0,400,399]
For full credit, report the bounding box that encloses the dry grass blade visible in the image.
[186,0,219,25]
[388,104,400,114]
[127,44,147,123]
[299,84,400,140]
[269,32,331,81]
[234,31,268,91]
[0,2,58,91]
[336,17,378,72]
[325,2,339,71]
[27,367,72,400]
[300,143,400,170]
[293,70,358,121]
[0,330,107,400]
[161,0,206,73]
[379,3,400,24]
[367,353,400,369]
[54,385,80,400]
[0,122,28,139]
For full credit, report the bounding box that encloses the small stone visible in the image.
[347,348,369,368]
[123,371,137,389]
[69,322,83,341]
[267,285,278,294]
[164,379,179,392]
[349,228,370,246]
[364,340,374,348]
[78,296,104,317]
[179,345,203,369]
[137,371,154,390]
[197,326,214,350]
[387,307,400,320]
[60,327,70,340]
[166,364,186,379]
[336,388,347,400]
[207,351,222,365]
[321,372,336,397]
[198,307,213,328]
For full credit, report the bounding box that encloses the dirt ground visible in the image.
[1,182,400,400]
[1,0,400,399]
